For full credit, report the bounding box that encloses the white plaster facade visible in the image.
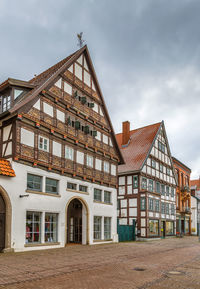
[0,161,118,252]
[191,195,198,235]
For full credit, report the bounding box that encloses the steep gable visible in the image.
[10,45,123,164]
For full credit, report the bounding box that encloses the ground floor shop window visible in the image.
[185,220,189,233]
[45,213,58,243]
[104,217,111,239]
[94,216,102,240]
[26,211,41,243]
[149,219,159,236]
[166,221,174,235]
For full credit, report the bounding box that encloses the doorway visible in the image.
[161,221,166,238]
[0,194,5,251]
[67,199,83,244]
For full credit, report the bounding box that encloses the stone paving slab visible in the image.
[0,237,199,288]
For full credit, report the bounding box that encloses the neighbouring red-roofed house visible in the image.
[116,121,177,240]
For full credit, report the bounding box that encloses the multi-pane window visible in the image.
[26,212,41,243]
[161,202,165,214]
[45,178,58,194]
[148,198,154,211]
[133,175,138,188]
[65,146,74,161]
[127,176,132,194]
[171,204,175,215]
[148,179,154,192]
[171,187,175,197]
[161,184,165,196]
[158,141,165,153]
[166,186,169,196]
[104,217,111,240]
[38,136,49,152]
[166,168,170,176]
[94,188,102,202]
[86,155,93,168]
[67,182,77,190]
[140,198,146,210]
[104,191,111,204]
[141,177,147,190]
[94,216,102,240]
[149,220,159,236]
[104,161,110,173]
[155,200,160,212]
[156,182,160,194]
[160,164,163,172]
[165,203,169,214]
[2,95,11,112]
[79,185,87,192]
[152,159,156,168]
[45,213,58,243]
[27,174,42,191]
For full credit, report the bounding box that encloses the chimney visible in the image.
[122,121,130,146]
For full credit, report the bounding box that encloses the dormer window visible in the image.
[2,95,11,112]
[14,89,23,100]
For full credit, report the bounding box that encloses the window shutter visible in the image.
[92,130,97,137]
[75,121,81,130]
[84,125,90,134]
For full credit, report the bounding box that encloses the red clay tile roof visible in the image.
[190,179,200,189]
[116,122,161,173]
[0,159,15,177]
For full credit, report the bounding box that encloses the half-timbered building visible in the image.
[116,121,177,239]
[0,45,123,252]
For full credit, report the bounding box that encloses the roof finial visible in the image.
[77,32,85,48]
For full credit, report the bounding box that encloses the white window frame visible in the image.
[86,154,93,168]
[65,146,74,161]
[38,136,49,152]
[104,161,110,173]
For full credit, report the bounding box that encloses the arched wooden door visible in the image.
[67,199,82,244]
[0,194,6,251]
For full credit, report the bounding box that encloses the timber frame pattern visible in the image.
[0,45,124,188]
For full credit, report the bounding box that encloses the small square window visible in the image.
[67,182,77,190]
[45,178,58,194]
[94,188,102,202]
[104,191,111,204]
[38,136,49,152]
[79,185,87,192]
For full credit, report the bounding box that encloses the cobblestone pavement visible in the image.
[0,237,199,289]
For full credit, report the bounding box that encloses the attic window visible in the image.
[2,95,11,112]
[14,89,23,100]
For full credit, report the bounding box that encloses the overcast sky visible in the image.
[0,0,199,179]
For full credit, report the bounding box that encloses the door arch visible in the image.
[0,186,12,252]
[65,197,89,245]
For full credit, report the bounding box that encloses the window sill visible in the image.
[25,242,60,247]
[26,190,61,197]
[93,239,113,243]
[93,200,113,205]
[66,189,89,195]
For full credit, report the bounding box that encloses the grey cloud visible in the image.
[0,0,199,177]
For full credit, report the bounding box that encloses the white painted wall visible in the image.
[0,162,118,252]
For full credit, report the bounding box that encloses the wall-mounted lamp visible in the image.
[19,194,29,198]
